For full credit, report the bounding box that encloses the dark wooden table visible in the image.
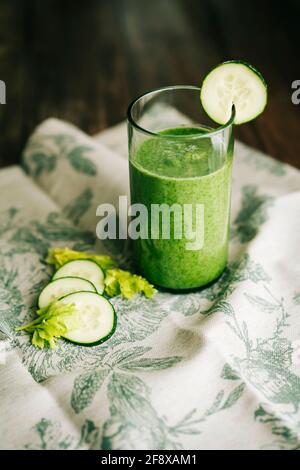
[0,0,299,168]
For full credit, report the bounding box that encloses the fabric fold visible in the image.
[0,117,299,449]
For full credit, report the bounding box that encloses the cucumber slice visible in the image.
[59,291,117,346]
[53,259,105,294]
[38,276,96,309]
[200,61,267,125]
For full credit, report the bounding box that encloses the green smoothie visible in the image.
[129,126,233,289]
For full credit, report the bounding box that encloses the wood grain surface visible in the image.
[0,0,299,168]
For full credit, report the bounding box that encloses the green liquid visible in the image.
[129,126,233,289]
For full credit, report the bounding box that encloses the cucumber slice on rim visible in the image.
[53,259,105,294]
[59,291,117,346]
[200,61,267,125]
[38,276,96,309]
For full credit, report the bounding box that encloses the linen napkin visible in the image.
[0,117,300,450]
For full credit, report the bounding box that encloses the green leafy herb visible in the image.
[17,301,81,349]
[46,247,115,271]
[104,268,157,299]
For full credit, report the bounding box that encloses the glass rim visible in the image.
[127,85,236,140]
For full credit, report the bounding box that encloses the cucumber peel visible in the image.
[17,247,157,349]
[18,293,116,348]
[53,259,105,294]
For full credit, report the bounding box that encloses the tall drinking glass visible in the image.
[127,86,235,290]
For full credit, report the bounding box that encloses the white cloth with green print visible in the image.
[0,117,300,450]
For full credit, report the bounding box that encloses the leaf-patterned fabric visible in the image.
[0,118,300,449]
